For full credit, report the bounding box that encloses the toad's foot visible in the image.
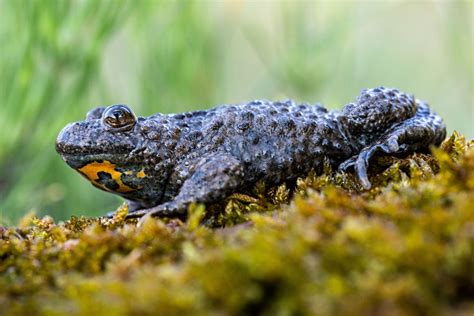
[339,101,446,189]
[339,136,399,189]
[136,202,186,226]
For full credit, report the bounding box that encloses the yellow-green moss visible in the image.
[1,132,473,315]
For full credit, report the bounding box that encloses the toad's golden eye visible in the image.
[102,105,137,131]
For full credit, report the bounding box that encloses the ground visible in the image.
[1,132,473,316]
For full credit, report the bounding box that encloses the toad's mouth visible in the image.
[55,140,133,157]
[58,153,130,169]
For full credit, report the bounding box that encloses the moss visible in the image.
[1,132,473,315]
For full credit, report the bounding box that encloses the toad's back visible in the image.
[188,100,354,184]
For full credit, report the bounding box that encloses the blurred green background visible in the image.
[0,0,472,224]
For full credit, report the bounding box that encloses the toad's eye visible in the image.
[102,105,137,131]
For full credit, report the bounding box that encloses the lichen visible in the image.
[1,132,473,315]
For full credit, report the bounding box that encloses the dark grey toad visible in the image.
[56,87,447,219]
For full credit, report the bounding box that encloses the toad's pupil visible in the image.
[114,112,123,120]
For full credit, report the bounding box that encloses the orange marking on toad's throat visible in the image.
[78,160,136,193]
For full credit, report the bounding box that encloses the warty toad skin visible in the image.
[56,87,446,219]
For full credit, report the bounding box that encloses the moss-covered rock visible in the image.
[1,132,473,315]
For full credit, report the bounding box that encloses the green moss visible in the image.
[1,132,473,315]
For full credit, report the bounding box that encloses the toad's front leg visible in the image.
[127,152,245,220]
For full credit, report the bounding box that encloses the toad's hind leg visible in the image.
[340,100,446,189]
